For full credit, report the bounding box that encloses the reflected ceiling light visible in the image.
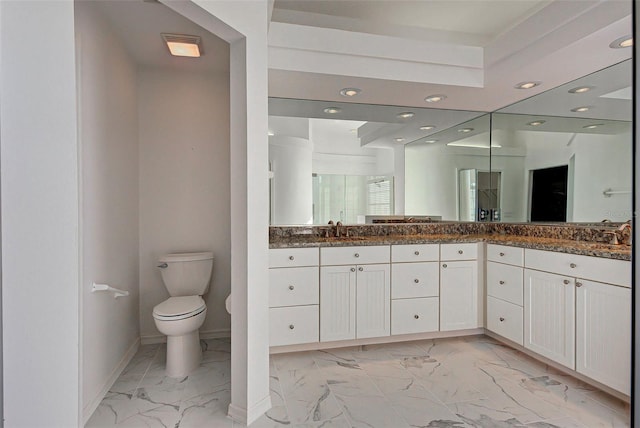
[268,131,275,136]
[527,120,546,126]
[515,81,541,90]
[571,106,591,112]
[394,137,406,143]
[340,87,361,97]
[323,107,342,114]
[458,128,474,133]
[349,129,357,134]
[424,139,437,144]
[162,33,202,57]
[447,142,502,148]
[419,125,436,130]
[583,124,603,129]
[397,112,415,119]
[568,86,594,94]
[610,36,633,48]
[424,94,447,103]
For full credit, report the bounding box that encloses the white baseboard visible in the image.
[140,328,231,345]
[83,337,140,425]
[228,394,272,425]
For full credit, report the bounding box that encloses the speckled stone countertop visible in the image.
[269,224,632,261]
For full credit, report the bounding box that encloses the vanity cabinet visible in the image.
[320,246,390,341]
[439,243,480,331]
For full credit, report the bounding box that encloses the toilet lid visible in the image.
[153,296,206,318]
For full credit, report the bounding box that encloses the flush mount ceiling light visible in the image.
[394,137,406,143]
[323,107,342,114]
[424,94,447,103]
[458,128,474,133]
[397,112,415,119]
[568,86,594,94]
[419,125,436,131]
[610,36,633,48]
[340,87,361,97]
[583,124,603,129]
[424,139,437,144]
[515,81,541,90]
[571,106,592,112]
[162,33,202,57]
[268,131,275,136]
[527,120,546,126]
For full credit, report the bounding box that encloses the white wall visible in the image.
[1,1,80,425]
[138,68,231,341]
[75,2,141,421]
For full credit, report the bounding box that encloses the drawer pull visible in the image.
[358,267,364,272]
[289,256,295,261]
[563,279,571,285]
[350,267,356,272]
[354,253,360,258]
[570,263,577,268]
[414,278,420,284]
[289,324,295,330]
[499,252,505,257]
[442,264,447,268]
[414,251,420,255]
[576,282,583,288]
[414,314,420,319]
[499,317,505,322]
[288,285,295,291]
[499,280,505,285]
[458,250,464,254]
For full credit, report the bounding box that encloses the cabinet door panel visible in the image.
[576,280,631,395]
[356,264,391,339]
[440,260,479,331]
[269,267,319,307]
[487,262,523,306]
[270,306,319,347]
[487,296,523,345]
[391,262,439,299]
[524,269,575,369]
[391,298,438,335]
[320,266,356,342]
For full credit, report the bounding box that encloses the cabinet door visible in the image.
[524,269,575,369]
[356,263,391,339]
[320,265,356,342]
[576,279,631,395]
[440,260,479,331]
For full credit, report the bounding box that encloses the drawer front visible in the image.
[487,262,524,306]
[391,298,439,335]
[487,244,524,266]
[391,244,439,263]
[525,249,630,287]
[391,262,439,299]
[321,245,390,266]
[269,305,319,347]
[269,248,319,268]
[440,243,478,261]
[269,267,319,307]
[487,296,523,345]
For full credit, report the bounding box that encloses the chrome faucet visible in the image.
[335,221,343,237]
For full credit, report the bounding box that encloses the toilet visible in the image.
[153,251,213,377]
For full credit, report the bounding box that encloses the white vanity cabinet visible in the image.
[439,243,480,331]
[320,246,390,341]
[268,248,320,347]
[390,244,439,335]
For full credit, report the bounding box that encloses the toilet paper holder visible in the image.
[91,282,129,299]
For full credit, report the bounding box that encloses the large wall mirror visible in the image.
[490,59,632,223]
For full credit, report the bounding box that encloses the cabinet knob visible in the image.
[499,280,505,285]
[289,324,295,330]
[499,252,505,257]
[414,278,420,284]
[288,285,295,291]
[354,253,360,258]
[499,317,505,322]
[414,251,420,256]
[289,256,295,261]
[563,279,570,285]
[350,267,356,272]
[442,264,447,268]
[358,267,364,272]
[414,314,420,319]
[576,282,583,288]
[458,250,464,254]
[570,263,577,268]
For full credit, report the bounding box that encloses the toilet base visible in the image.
[165,330,202,378]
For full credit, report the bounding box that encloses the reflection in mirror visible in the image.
[405,114,492,221]
[491,60,632,223]
[268,98,487,225]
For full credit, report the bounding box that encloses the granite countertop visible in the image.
[269,233,631,261]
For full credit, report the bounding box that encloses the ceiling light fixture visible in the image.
[394,137,406,143]
[323,107,342,114]
[458,128,474,133]
[424,94,447,103]
[515,81,541,90]
[583,124,602,129]
[268,131,275,136]
[419,125,436,131]
[447,142,502,148]
[424,139,437,144]
[340,87,361,97]
[610,36,633,48]
[162,33,203,57]
[571,106,591,112]
[527,120,546,126]
[568,86,594,94]
[397,112,415,119]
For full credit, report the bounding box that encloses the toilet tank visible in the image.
[158,252,214,296]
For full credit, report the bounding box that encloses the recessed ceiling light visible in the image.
[425,94,447,103]
[323,107,342,114]
[527,120,546,126]
[162,33,202,57]
[419,125,436,131]
[610,36,633,48]
[268,131,275,136]
[394,137,405,143]
[424,139,437,144]
[515,81,541,90]
[571,106,591,112]
[340,87,361,97]
[583,124,603,129]
[397,112,415,119]
[458,128,474,133]
[568,86,594,94]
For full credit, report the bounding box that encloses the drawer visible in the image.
[269,248,319,268]
[269,305,319,347]
[440,243,478,261]
[487,262,524,306]
[391,262,439,299]
[391,244,439,263]
[391,298,439,335]
[269,267,319,307]
[487,244,524,266]
[321,245,390,266]
[525,249,630,288]
[487,296,523,345]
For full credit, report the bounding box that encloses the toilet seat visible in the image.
[153,296,206,321]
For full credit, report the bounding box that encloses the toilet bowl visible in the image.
[153,252,213,378]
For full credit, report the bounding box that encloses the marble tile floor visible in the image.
[86,335,630,428]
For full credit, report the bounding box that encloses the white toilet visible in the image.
[153,251,213,377]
